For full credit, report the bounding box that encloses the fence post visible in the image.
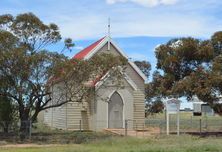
[199,119,202,136]
[125,119,128,136]
[190,116,193,130]
[136,120,137,137]
[159,122,163,134]
[177,112,180,136]
[166,112,169,135]
[29,120,32,140]
[79,120,82,132]
[143,123,145,138]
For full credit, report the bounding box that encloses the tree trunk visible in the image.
[213,104,222,116]
[0,122,9,133]
[19,119,31,141]
[3,122,9,133]
[31,109,40,123]
[19,108,31,141]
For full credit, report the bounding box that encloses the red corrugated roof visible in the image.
[73,37,105,59]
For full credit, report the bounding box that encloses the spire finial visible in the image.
[108,17,111,37]
[108,18,111,50]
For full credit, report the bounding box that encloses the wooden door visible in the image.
[108,92,123,128]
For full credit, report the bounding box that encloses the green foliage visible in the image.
[0,12,128,131]
[0,97,14,121]
[154,31,222,115]
[211,31,222,56]
[145,71,164,116]
[145,98,164,116]
[0,96,17,132]
[63,38,74,52]
[134,60,151,78]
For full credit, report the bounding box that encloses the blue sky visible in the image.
[1,0,222,108]
[1,0,222,39]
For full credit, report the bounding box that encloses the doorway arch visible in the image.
[108,91,123,128]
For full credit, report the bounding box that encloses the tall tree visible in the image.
[0,12,127,136]
[154,32,222,115]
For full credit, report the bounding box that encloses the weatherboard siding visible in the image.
[66,102,90,130]
[44,84,91,130]
[133,91,145,129]
[125,64,145,92]
[96,42,145,91]
[43,108,52,126]
[97,42,122,56]
[44,102,91,130]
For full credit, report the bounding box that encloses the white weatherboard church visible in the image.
[44,35,146,131]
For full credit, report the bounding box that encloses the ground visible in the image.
[1,135,222,152]
[1,112,222,152]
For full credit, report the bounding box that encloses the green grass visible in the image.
[0,123,115,144]
[146,112,222,132]
[1,135,222,152]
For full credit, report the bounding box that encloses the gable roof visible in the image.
[73,36,147,81]
[73,37,105,59]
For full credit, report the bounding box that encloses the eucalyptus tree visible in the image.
[0,12,127,135]
[154,32,222,115]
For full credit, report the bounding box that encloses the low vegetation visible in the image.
[0,123,114,144]
[146,111,222,133]
[1,135,222,152]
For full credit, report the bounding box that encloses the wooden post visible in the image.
[177,112,180,136]
[125,120,128,136]
[79,120,82,132]
[136,120,137,137]
[143,123,145,138]
[166,112,169,135]
[190,116,193,129]
[199,119,202,135]
[29,120,32,140]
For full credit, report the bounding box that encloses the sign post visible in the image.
[165,98,181,135]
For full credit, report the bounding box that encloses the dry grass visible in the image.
[1,135,222,152]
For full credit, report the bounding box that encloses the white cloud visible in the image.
[160,0,178,5]
[111,14,221,38]
[53,11,222,40]
[107,0,128,5]
[74,46,84,50]
[128,53,149,61]
[106,0,178,7]
[6,0,221,40]
[54,14,106,40]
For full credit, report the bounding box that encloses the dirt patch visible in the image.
[0,144,58,148]
[104,127,160,137]
[186,131,222,137]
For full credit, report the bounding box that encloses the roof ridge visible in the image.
[73,36,106,59]
[73,36,147,81]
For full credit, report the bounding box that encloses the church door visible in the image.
[108,92,123,128]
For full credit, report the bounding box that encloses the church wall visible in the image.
[43,83,91,130]
[96,42,145,91]
[96,42,145,130]
[95,77,134,131]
